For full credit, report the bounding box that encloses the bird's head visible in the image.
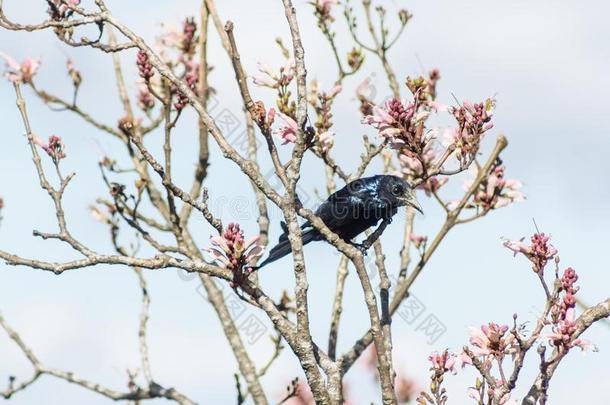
[382,176,423,214]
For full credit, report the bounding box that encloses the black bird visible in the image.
[256,175,422,268]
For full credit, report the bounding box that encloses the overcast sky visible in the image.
[1,0,609,404]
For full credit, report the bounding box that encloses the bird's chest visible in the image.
[332,200,395,240]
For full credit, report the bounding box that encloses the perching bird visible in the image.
[256,175,422,268]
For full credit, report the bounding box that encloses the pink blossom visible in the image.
[34,135,66,164]
[428,350,457,374]
[174,60,199,110]
[325,83,342,99]
[468,165,525,210]
[495,179,525,208]
[409,234,427,249]
[502,238,529,256]
[266,106,276,123]
[206,223,264,270]
[571,338,597,352]
[252,58,295,89]
[456,351,473,368]
[47,0,80,20]
[503,232,557,273]
[555,267,580,320]
[546,308,596,352]
[137,84,155,111]
[561,267,579,291]
[155,18,197,56]
[312,0,338,22]
[468,323,517,359]
[181,17,197,54]
[136,50,154,81]
[398,142,448,195]
[317,0,337,13]
[0,52,40,84]
[274,111,299,144]
[317,131,334,152]
[446,97,495,165]
[362,97,431,155]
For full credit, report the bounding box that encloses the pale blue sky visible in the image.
[0,1,609,404]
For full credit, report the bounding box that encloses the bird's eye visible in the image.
[392,184,403,195]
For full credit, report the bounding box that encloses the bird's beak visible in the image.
[402,189,423,214]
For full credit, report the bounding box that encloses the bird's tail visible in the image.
[254,224,318,269]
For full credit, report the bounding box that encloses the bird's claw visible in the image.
[351,242,369,255]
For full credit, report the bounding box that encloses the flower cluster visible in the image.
[35,135,66,164]
[461,324,520,404]
[308,81,342,152]
[558,268,577,315]
[468,323,517,360]
[207,223,264,272]
[136,50,154,81]
[546,308,594,352]
[253,58,295,90]
[546,267,594,351]
[253,56,296,118]
[174,61,199,110]
[150,17,201,113]
[446,98,495,166]
[362,97,430,155]
[428,350,458,375]
[181,17,197,56]
[311,0,338,24]
[417,350,458,405]
[464,164,525,211]
[406,69,441,106]
[137,84,155,111]
[274,110,298,144]
[398,143,448,196]
[156,17,197,56]
[252,101,276,135]
[503,232,558,274]
[346,47,364,71]
[409,233,428,250]
[0,53,40,84]
[46,0,80,20]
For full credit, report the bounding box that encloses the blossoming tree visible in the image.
[0,1,608,404]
